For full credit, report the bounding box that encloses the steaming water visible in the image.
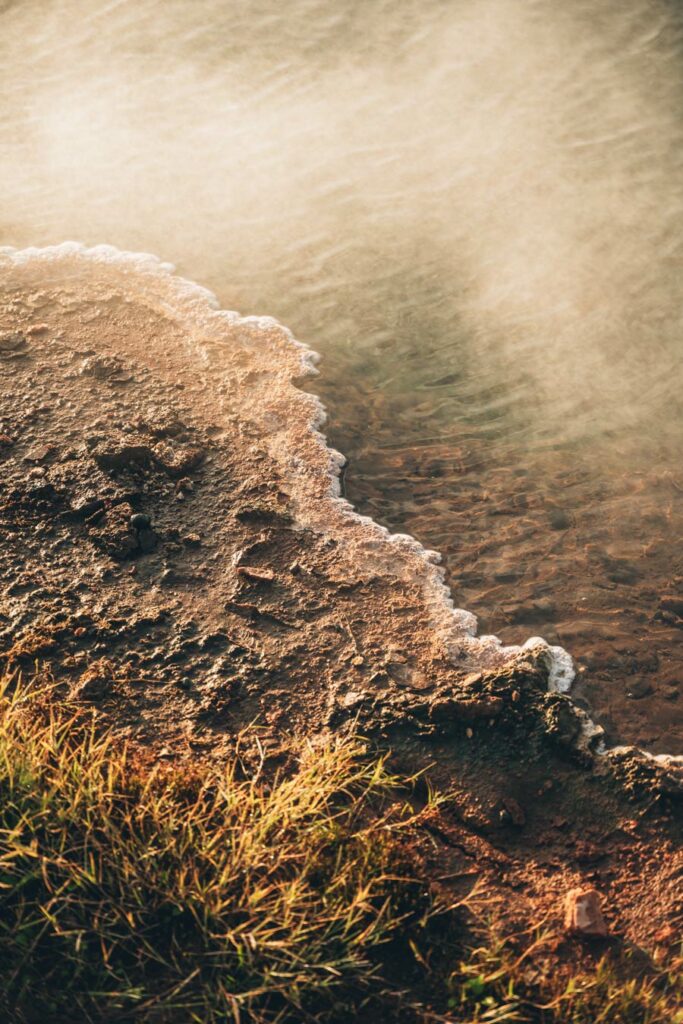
[1,0,683,751]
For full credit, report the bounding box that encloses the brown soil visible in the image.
[0,245,681,992]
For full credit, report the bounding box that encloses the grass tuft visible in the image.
[0,676,431,1023]
[446,929,682,1024]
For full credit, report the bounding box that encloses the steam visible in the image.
[1,0,683,436]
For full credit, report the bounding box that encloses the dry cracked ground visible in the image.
[0,244,681,972]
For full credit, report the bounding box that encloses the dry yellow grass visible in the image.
[0,675,432,1022]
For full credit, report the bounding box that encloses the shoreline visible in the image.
[4,241,681,770]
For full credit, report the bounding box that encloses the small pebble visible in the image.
[549,509,572,530]
[626,677,653,700]
[564,887,608,937]
[130,513,152,531]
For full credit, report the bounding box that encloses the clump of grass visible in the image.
[447,929,683,1024]
[0,677,432,1023]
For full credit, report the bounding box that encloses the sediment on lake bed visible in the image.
[0,245,681,958]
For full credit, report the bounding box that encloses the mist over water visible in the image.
[2,0,683,750]
[2,0,683,434]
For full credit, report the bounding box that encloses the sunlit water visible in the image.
[1,0,683,750]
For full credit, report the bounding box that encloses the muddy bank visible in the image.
[0,245,681,956]
[0,243,575,755]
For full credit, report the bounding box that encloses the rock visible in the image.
[499,796,525,827]
[386,661,410,686]
[24,444,55,464]
[138,526,159,554]
[564,887,608,937]
[94,444,156,473]
[236,565,275,583]
[130,512,152,530]
[0,332,28,354]
[20,480,62,507]
[61,493,136,523]
[159,568,178,585]
[79,354,132,382]
[626,677,653,700]
[658,595,683,618]
[25,323,49,337]
[406,670,434,691]
[549,509,572,530]
[340,690,364,708]
[154,444,205,477]
[126,512,158,553]
[605,559,640,585]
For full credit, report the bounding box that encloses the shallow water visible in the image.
[1,0,683,750]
